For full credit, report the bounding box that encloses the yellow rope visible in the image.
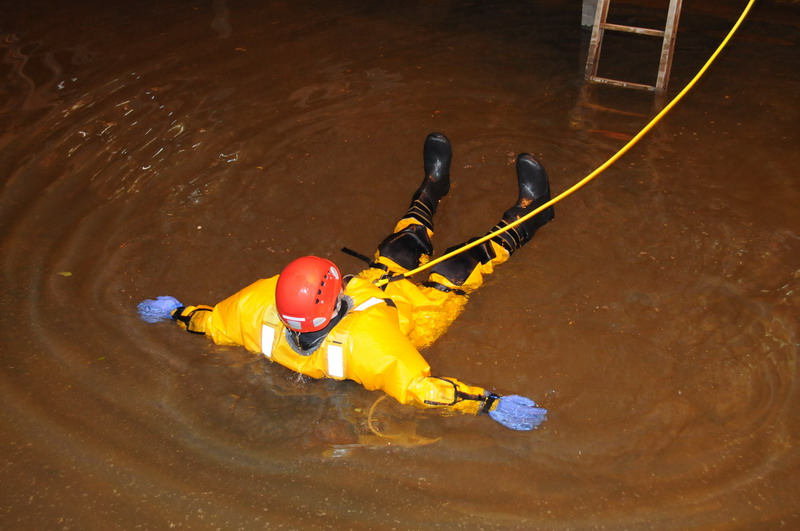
[367,394,393,438]
[378,0,757,286]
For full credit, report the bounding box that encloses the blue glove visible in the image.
[489,395,547,431]
[137,296,183,323]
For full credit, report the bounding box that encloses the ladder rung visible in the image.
[600,22,665,37]
[588,76,657,92]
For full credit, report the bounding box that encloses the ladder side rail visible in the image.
[655,0,683,95]
[585,0,612,80]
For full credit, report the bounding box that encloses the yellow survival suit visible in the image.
[174,225,514,416]
[158,132,554,425]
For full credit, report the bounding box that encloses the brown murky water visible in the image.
[2,0,798,528]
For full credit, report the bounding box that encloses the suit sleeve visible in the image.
[404,375,499,415]
[345,311,498,416]
[172,277,278,353]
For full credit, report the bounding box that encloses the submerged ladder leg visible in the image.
[655,0,682,94]
[584,0,612,86]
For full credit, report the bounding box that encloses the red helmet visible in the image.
[275,256,343,332]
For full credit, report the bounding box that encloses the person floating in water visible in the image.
[138,133,554,430]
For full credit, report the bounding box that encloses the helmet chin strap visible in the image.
[289,294,351,353]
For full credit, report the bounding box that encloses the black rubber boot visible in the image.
[426,154,554,290]
[491,153,554,254]
[376,133,452,271]
[404,132,452,231]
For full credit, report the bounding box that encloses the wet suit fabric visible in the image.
[175,215,511,415]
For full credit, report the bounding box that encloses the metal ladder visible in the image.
[584,0,683,95]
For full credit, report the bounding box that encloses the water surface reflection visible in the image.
[1,0,798,528]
